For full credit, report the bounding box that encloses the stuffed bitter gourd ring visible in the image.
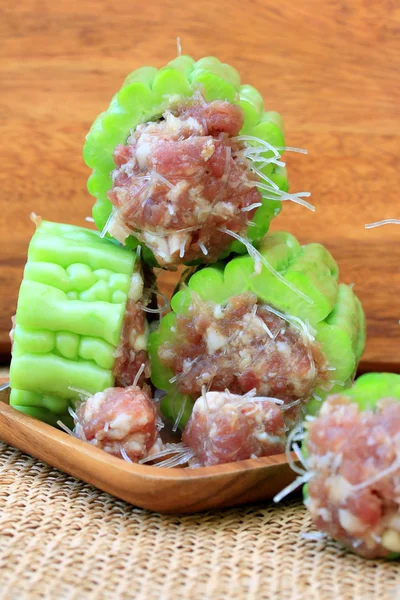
[303,373,400,560]
[149,230,366,429]
[9,220,152,426]
[84,55,289,267]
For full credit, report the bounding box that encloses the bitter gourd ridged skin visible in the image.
[84,56,287,264]
[9,221,143,426]
[149,231,365,427]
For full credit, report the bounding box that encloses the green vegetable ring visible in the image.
[9,221,143,426]
[149,231,366,426]
[333,372,400,411]
[83,55,288,262]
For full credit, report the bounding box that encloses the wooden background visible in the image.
[0,0,399,371]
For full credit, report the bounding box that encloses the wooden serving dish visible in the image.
[0,381,297,514]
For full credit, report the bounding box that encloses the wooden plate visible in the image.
[0,381,297,514]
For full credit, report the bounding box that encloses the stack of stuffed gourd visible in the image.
[10,55,366,432]
[16,59,400,561]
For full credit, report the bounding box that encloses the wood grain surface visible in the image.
[1,0,399,369]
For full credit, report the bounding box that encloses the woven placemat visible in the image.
[0,442,399,600]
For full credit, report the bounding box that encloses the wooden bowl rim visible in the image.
[0,382,292,482]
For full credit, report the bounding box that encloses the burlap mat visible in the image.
[0,442,398,600]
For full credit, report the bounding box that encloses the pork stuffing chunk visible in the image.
[74,386,163,463]
[305,394,400,558]
[108,95,262,265]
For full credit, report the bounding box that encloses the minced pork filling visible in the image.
[159,292,328,421]
[108,95,263,265]
[74,386,163,463]
[182,390,286,466]
[306,395,400,558]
